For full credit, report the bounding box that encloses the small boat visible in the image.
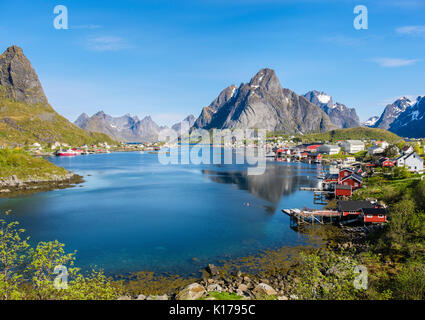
[57,149,79,156]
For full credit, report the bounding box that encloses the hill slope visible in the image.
[296,127,402,143]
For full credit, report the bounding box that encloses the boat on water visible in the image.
[57,149,79,157]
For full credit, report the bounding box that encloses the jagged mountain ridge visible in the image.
[373,96,417,130]
[74,112,196,142]
[389,96,425,138]
[303,90,360,129]
[192,68,336,133]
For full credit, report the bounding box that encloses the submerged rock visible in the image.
[205,264,219,277]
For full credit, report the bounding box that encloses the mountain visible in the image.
[74,112,163,142]
[389,96,425,138]
[0,45,116,146]
[193,68,335,133]
[171,114,195,135]
[374,96,417,130]
[303,90,360,128]
[0,45,48,105]
[363,116,379,127]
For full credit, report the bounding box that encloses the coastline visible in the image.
[0,173,84,198]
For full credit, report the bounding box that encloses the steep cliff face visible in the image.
[0,45,48,105]
[303,90,360,129]
[192,85,238,129]
[193,68,335,133]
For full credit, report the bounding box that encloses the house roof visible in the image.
[396,152,423,162]
[325,173,339,180]
[340,173,363,183]
[362,208,388,215]
[338,200,374,212]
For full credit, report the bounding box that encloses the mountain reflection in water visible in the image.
[202,162,322,206]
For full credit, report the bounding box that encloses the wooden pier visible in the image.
[282,208,342,227]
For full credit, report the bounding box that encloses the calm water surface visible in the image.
[0,149,324,276]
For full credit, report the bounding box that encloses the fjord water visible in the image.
[0,149,323,276]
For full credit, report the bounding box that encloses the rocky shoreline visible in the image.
[0,173,84,198]
[118,264,296,300]
[116,227,372,301]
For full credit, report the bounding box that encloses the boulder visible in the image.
[117,296,132,300]
[205,264,219,277]
[238,284,248,292]
[136,294,146,300]
[207,284,223,293]
[253,283,278,298]
[177,283,206,300]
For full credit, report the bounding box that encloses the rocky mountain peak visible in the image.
[74,113,90,127]
[193,69,335,133]
[248,68,282,95]
[0,45,48,105]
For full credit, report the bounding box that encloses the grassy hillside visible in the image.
[270,127,403,144]
[0,88,116,146]
[0,148,68,180]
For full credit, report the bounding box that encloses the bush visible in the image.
[0,211,120,300]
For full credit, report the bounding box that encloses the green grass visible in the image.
[0,89,116,147]
[0,148,68,180]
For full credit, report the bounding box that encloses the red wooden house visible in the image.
[378,157,394,167]
[337,200,375,217]
[362,208,387,223]
[339,173,363,190]
[335,184,352,197]
[338,168,355,181]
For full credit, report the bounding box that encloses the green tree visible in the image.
[292,250,362,300]
[0,211,121,300]
[0,211,29,299]
[393,260,425,300]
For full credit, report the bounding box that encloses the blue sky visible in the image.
[0,0,424,126]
